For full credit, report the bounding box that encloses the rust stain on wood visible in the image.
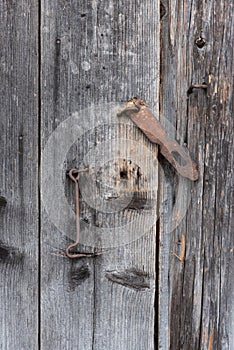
[208,331,214,350]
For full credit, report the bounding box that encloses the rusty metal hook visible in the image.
[66,168,100,259]
[117,98,199,181]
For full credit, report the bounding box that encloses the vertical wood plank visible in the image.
[159,0,233,349]
[0,1,39,349]
[41,0,159,349]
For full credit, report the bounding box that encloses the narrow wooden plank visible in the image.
[0,1,39,349]
[159,0,233,349]
[41,0,159,349]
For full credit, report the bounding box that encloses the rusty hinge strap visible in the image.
[118,98,199,181]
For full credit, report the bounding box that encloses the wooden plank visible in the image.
[40,0,159,349]
[0,1,39,349]
[159,0,233,349]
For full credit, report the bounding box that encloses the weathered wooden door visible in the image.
[0,1,233,349]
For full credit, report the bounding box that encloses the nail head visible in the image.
[195,37,206,48]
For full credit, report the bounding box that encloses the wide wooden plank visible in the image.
[40,0,159,349]
[0,1,39,349]
[159,0,233,349]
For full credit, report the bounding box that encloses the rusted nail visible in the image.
[117,98,199,181]
[195,37,206,48]
[172,233,185,261]
[65,168,100,259]
[187,84,208,96]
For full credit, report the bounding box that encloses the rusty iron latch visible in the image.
[118,98,199,181]
[65,168,100,259]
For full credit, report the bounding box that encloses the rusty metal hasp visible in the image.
[65,168,100,259]
[117,98,199,181]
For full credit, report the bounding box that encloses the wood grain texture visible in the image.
[0,1,39,349]
[40,1,159,349]
[159,1,233,349]
[1,1,232,348]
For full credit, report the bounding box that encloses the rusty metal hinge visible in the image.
[118,98,199,181]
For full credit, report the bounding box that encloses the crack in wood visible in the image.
[160,2,166,19]
[0,196,7,208]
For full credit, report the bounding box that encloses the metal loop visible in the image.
[65,168,100,259]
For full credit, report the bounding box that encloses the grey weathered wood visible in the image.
[0,1,39,349]
[159,0,233,349]
[1,1,232,348]
[41,1,159,349]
